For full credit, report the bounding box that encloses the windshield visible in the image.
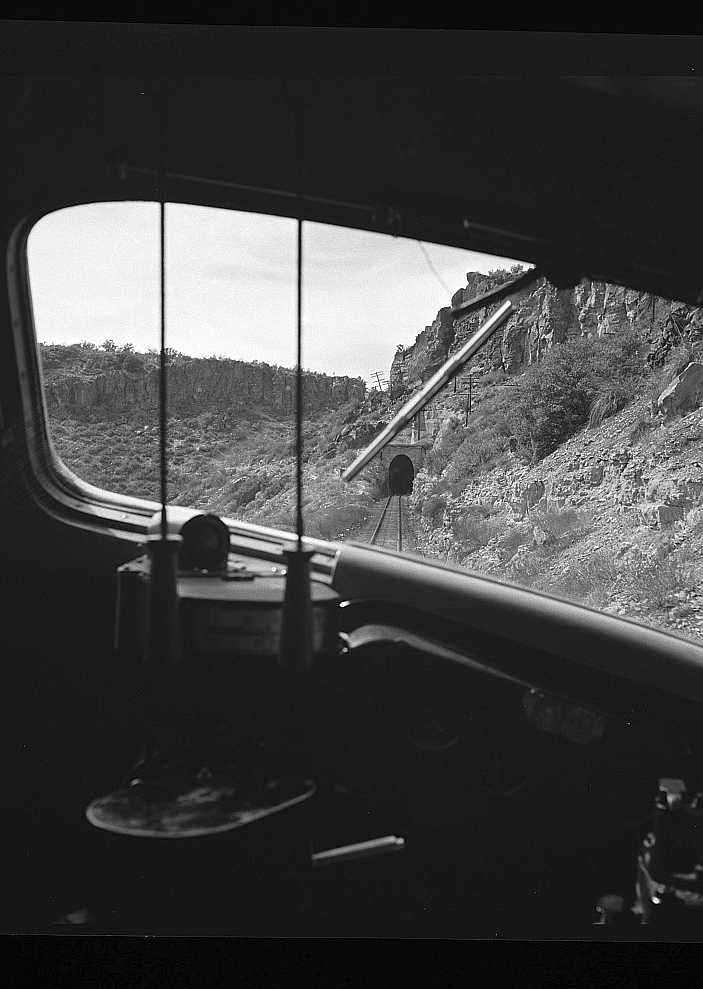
[28,202,703,645]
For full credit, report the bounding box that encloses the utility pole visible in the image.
[371,371,386,392]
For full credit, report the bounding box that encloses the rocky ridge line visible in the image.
[42,353,366,419]
[391,271,703,434]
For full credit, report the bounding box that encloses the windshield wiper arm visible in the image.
[342,265,542,483]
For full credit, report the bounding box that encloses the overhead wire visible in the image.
[417,240,453,297]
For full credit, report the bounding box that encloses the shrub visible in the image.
[588,388,624,428]
[362,462,389,501]
[483,367,507,385]
[555,551,619,608]
[432,415,466,458]
[119,351,145,374]
[423,448,449,475]
[508,342,600,461]
[450,514,502,551]
[622,545,694,609]
[496,526,532,559]
[529,506,592,543]
[629,415,655,445]
[507,548,541,587]
[434,327,646,485]
[507,330,646,462]
[422,494,446,521]
[446,426,509,487]
[311,502,369,540]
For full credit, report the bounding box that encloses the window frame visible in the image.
[7,202,339,571]
[11,198,703,651]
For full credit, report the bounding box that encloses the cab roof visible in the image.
[2,22,703,304]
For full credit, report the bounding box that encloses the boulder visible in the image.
[613,460,646,505]
[588,464,604,486]
[532,524,556,548]
[518,479,545,515]
[645,469,703,509]
[638,501,685,528]
[658,362,703,418]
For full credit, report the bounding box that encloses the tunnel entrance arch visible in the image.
[388,454,414,495]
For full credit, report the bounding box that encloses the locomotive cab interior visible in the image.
[3,23,703,940]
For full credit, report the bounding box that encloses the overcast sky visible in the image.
[27,202,525,385]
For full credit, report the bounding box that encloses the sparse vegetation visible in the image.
[450,513,501,551]
[506,547,541,588]
[508,330,645,463]
[446,425,510,491]
[622,545,695,610]
[310,501,370,541]
[361,462,389,502]
[41,343,374,538]
[552,551,619,609]
[419,329,648,514]
[529,506,592,544]
[496,526,532,560]
[629,414,656,445]
[421,494,446,521]
[588,388,622,429]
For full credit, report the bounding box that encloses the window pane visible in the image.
[28,202,703,646]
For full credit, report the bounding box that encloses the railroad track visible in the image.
[368,495,409,552]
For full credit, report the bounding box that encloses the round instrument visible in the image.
[179,513,230,572]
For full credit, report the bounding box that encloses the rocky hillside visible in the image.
[40,270,703,645]
[41,342,391,542]
[391,270,703,435]
[394,269,703,642]
[410,385,703,643]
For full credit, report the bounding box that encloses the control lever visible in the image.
[311,835,405,868]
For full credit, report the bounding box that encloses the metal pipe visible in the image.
[342,298,513,482]
[311,835,405,868]
[370,496,392,545]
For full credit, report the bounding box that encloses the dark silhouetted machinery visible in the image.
[3,23,703,941]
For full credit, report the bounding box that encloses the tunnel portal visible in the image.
[388,454,415,496]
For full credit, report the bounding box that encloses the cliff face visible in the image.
[43,355,365,419]
[390,271,703,406]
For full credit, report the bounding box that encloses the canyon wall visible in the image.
[390,271,703,411]
[42,354,365,419]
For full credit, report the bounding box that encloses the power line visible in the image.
[368,371,389,392]
[417,241,453,296]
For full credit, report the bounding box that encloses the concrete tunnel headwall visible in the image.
[380,442,425,496]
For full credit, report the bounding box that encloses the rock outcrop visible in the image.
[658,362,703,419]
[390,270,703,423]
[43,356,365,419]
